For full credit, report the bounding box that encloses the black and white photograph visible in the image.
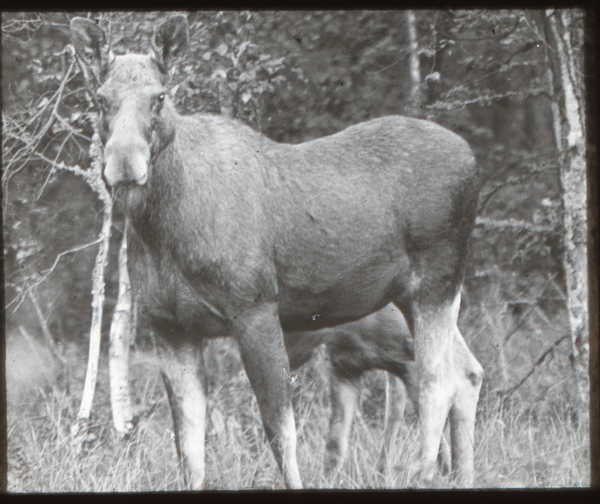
[2,10,593,491]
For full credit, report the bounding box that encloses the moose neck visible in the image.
[124,112,216,257]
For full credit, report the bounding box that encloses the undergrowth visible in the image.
[7,336,590,491]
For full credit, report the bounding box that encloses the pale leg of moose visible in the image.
[324,375,361,476]
[412,291,462,486]
[158,340,207,490]
[279,404,300,487]
[450,328,484,487]
[234,303,303,489]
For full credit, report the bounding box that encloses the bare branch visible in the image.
[18,325,56,386]
[41,238,103,277]
[37,130,74,199]
[475,217,555,234]
[502,272,560,344]
[427,88,550,111]
[27,291,68,367]
[498,334,570,400]
[73,131,114,431]
[439,14,521,42]
[478,165,559,213]
[10,238,102,315]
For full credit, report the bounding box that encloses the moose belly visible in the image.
[277,257,405,333]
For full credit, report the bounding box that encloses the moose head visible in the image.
[71,16,188,186]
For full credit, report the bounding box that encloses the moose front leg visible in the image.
[157,336,207,490]
[234,303,303,489]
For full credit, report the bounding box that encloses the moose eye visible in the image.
[157,93,165,103]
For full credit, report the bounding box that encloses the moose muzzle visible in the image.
[104,135,150,186]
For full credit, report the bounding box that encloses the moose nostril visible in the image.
[104,146,150,186]
[120,178,142,188]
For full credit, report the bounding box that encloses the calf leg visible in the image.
[449,328,484,486]
[377,375,406,474]
[324,373,361,475]
[234,303,302,489]
[438,423,452,476]
[157,336,207,490]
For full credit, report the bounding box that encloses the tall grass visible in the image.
[6,335,590,491]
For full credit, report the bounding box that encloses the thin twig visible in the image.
[475,217,554,234]
[41,238,103,277]
[18,325,56,386]
[10,238,102,315]
[427,88,549,111]
[439,14,521,43]
[498,334,570,400]
[37,130,74,199]
[27,291,67,367]
[478,165,559,213]
[500,273,561,344]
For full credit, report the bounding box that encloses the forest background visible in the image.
[2,10,594,490]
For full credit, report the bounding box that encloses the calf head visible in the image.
[70,16,188,186]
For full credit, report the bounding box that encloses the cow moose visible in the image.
[71,14,483,489]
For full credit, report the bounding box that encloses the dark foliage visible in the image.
[2,10,584,403]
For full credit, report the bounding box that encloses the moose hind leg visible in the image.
[393,358,453,477]
[158,337,207,490]
[411,291,462,486]
[449,328,483,486]
[234,303,302,489]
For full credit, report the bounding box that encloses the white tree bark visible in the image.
[72,132,114,435]
[544,9,589,402]
[109,228,134,435]
[407,11,421,110]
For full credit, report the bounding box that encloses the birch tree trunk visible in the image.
[406,10,421,112]
[543,9,589,403]
[72,132,113,435]
[109,226,134,435]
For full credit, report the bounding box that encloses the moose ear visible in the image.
[151,14,188,72]
[70,17,114,87]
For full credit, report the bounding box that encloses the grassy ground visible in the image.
[6,335,590,492]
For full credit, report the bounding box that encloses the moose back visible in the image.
[71,14,483,489]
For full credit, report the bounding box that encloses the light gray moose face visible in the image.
[97,54,166,186]
[70,16,188,186]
